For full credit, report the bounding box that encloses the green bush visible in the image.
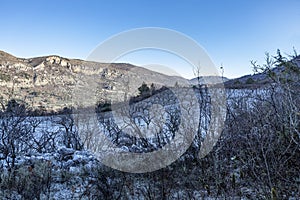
[234,80,241,85]
[0,73,10,82]
[138,82,150,97]
[245,77,255,84]
[96,101,112,112]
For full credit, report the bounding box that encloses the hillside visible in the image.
[224,55,300,88]
[0,51,187,112]
[1,50,299,111]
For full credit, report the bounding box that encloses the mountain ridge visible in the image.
[224,55,300,89]
[2,50,297,112]
[0,50,188,112]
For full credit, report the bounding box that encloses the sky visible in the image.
[0,0,299,78]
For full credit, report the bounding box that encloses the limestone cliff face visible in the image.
[0,51,186,112]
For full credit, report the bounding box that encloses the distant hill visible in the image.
[224,55,300,89]
[189,76,229,85]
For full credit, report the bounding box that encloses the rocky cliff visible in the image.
[0,51,186,112]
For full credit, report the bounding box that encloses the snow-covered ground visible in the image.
[0,87,279,199]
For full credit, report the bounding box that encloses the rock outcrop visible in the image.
[0,51,186,112]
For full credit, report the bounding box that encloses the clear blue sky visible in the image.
[1,0,299,78]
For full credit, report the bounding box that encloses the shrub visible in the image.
[138,82,150,97]
[0,73,10,82]
[245,77,255,84]
[0,160,52,199]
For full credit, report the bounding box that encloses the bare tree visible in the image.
[0,99,32,169]
[55,107,83,150]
